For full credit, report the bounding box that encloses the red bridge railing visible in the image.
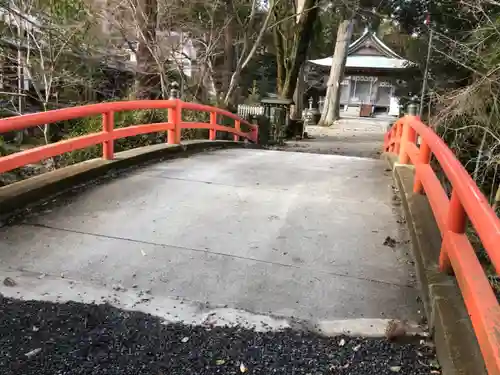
[385,115,500,374]
[0,100,258,174]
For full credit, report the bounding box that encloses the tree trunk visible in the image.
[474,129,487,182]
[223,0,275,108]
[273,16,286,95]
[223,66,242,110]
[318,18,354,126]
[274,0,319,99]
[135,0,158,99]
[493,178,500,212]
[222,8,235,96]
[291,63,305,119]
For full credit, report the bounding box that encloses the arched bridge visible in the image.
[0,101,498,375]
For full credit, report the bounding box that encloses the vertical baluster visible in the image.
[167,105,176,144]
[209,112,216,140]
[398,119,410,164]
[102,111,114,160]
[234,120,240,142]
[175,99,182,144]
[395,121,403,154]
[167,100,181,144]
[399,118,418,164]
[440,191,466,273]
[413,141,431,194]
[390,124,397,153]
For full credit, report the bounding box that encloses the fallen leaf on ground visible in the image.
[3,277,16,287]
[385,319,407,340]
[215,359,226,365]
[383,236,397,248]
[112,284,126,292]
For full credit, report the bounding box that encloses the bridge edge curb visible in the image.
[0,140,256,222]
[382,152,487,375]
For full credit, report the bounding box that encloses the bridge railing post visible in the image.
[398,118,409,164]
[394,121,403,154]
[234,120,240,142]
[440,190,467,273]
[413,140,431,194]
[387,126,394,153]
[167,100,181,144]
[391,122,399,153]
[398,117,417,165]
[209,112,216,141]
[175,99,182,144]
[102,111,114,160]
[167,107,175,144]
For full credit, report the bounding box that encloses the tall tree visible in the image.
[1,0,96,142]
[272,0,319,99]
[222,0,235,96]
[318,13,354,126]
[135,0,159,98]
[319,0,390,126]
[222,0,276,108]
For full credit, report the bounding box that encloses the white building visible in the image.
[308,29,414,117]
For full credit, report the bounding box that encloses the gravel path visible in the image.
[271,133,383,159]
[0,297,437,375]
[273,119,391,159]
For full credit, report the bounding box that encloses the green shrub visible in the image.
[0,137,6,156]
[181,108,210,141]
[59,115,102,166]
[57,106,232,166]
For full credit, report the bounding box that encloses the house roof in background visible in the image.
[348,28,403,59]
[308,29,414,70]
[309,55,410,69]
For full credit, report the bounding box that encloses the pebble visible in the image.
[0,297,437,375]
[112,284,126,292]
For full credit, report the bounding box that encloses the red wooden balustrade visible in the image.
[0,100,258,174]
[385,115,500,375]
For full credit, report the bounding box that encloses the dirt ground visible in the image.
[273,117,394,159]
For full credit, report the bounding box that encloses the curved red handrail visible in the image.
[385,115,500,375]
[0,100,178,133]
[0,100,258,174]
[181,102,255,129]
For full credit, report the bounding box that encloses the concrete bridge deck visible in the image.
[0,148,421,328]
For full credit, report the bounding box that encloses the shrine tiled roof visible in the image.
[308,29,414,70]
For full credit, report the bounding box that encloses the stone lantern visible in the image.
[407,95,419,116]
[169,82,180,99]
[304,97,320,126]
[260,96,294,144]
